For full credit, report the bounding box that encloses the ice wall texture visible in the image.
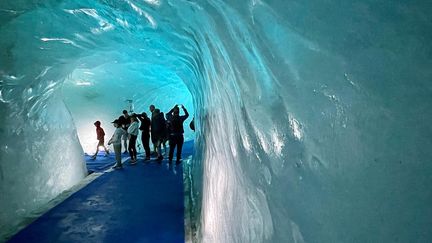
[0,3,90,238]
[1,0,432,242]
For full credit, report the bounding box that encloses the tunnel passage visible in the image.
[2,1,432,242]
[62,62,195,155]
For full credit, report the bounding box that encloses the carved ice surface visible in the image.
[1,0,431,242]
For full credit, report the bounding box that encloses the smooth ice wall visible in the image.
[0,3,90,237]
[187,1,432,242]
[1,0,432,242]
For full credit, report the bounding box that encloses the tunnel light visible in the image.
[143,0,161,6]
[75,80,92,86]
[126,99,134,113]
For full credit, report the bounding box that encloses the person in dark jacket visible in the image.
[127,115,139,164]
[151,109,166,161]
[137,112,151,160]
[149,104,156,154]
[117,110,131,153]
[166,105,189,164]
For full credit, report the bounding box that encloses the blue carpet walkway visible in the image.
[84,151,130,173]
[8,140,194,243]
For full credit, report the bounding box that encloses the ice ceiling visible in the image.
[1,0,432,242]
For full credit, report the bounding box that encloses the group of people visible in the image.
[91,104,191,169]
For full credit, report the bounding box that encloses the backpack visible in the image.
[189,119,195,131]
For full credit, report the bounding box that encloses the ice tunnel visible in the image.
[1,0,432,242]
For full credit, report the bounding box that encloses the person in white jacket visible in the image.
[127,115,140,164]
[108,119,126,169]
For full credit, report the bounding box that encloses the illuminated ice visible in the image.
[1,0,431,242]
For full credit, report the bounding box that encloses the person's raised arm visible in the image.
[169,105,177,114]
[182,106,189,120]
[166,105,176,120]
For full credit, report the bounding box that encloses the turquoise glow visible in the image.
[1,0,432,242]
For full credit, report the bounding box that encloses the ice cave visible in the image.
[1,0,431,242]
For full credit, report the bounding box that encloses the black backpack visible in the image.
[189,119,195,131]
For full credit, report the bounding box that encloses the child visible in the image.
[91,121,109,159]
[108,119,125,169]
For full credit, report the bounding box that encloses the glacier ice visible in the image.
[1,0,432,242]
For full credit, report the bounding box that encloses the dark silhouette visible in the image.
[149,104,155,113]
[127,115,139,164]
[189,117,195,131]
[137,112,151,160]
[118,110,131,153]
[166,105,189,164]
[149,104,156,154]
[151,109,167,161]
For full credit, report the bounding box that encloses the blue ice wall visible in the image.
[1,0,432,242]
